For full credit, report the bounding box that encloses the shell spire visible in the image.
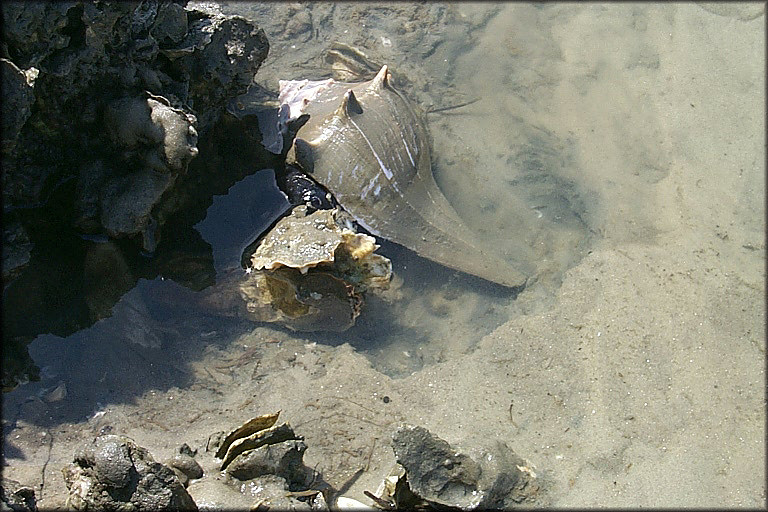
[369,65,390,91]
[335,90,364,119]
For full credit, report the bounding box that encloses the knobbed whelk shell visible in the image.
[279,65,526,289]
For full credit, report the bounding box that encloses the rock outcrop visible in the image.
[1,0,269,390]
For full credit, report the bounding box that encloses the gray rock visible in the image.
[392,425,483,509]
[63,434,198,511]
[392,425,538,510]
[165,442,203,487]
[0,477,37,512]
[226,439,309,486]
[165,452,204,487]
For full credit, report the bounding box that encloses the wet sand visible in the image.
[2,3,764,508]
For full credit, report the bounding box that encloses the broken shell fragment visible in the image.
[220,422,299,470]
[214,412,280,460]
[214,413,303,472]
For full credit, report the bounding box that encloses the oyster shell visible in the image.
[239,206,391,331]
[240,269,361,332]
[279,65,526,289]
[214,412,279,460]
[220,422,297,470]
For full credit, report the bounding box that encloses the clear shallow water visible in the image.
[3,0,593,435]
[0,0,670,424]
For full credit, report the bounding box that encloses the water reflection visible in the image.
[194,171,290,273]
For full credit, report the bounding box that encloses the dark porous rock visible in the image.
[103,95,199,174]
[74,93,199,251]
[2,217,33,283]
[175,2,270,132]
[62,434,197,511]
[1,58,35,155]
[1,0,268,235]
[392,425,539,510]
[226,439,310,486]
[0,477,38,512]
[0,2,73,69]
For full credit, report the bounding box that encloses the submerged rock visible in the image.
[62,435,197,511]
[164,445,204,488]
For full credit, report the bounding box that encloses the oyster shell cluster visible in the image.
[214,412,294,471]
[239,206,391,332]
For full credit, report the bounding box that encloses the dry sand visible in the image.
[2,3,764,509]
